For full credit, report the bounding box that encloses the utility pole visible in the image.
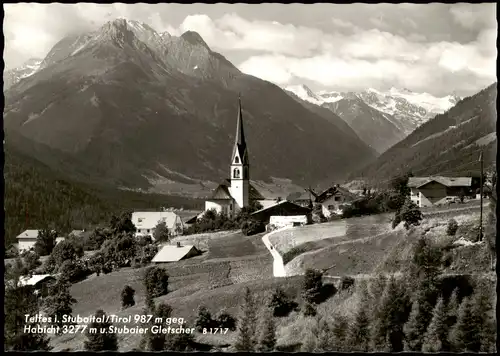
[478,151,484,241]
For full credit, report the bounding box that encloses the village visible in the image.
[6,97,495,352]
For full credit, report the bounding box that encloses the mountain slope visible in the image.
[4,19,375,192]
[3,58,42,90]
[357,88,461,134]
[285,85,461,137]
[351,83,497,184]
[4,142,203,247]
[322,94,405,153]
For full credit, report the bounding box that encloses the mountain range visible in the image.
[350,82,497,185]
[4,18,376,195]
[284,84,461,153]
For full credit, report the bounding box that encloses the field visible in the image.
[40,200,492,351]
[284,209,489,277]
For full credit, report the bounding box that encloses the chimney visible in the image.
[176,241,181,248]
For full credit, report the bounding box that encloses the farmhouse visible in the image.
[311,185,358,218]
[251,200,312,225]
[131,211,184,238]
[408,176,472,207]
[19,274,57,297]
[203,96,279,218]
[151,242,201,263]
[16,230,40,252]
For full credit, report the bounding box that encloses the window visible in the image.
[334,196,341,201]
[233,168,240,178]
[147,229,150,233]
[328,205,335,210]
[138,218,143,223]
[234,156,239,164]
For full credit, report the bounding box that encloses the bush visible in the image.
[302,302,317,317]
[34,229,57,256]
[59,260,91,283]
[22,251,41,272]
[242,219,266,236]
[340,276,355,291]
[144,267,169,298]
[50,240,79,268]
[195,306,215,332]
[400,199,423,229]
[447,219,459,236]
[268,287,297,317]
[302,269,323,304]
[215,309,237,331]
[121,285,135,309]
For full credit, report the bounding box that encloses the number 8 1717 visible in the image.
[202,327,229,334]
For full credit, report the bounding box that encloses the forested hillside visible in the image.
[351,83,497,185]
[4,146,203,247]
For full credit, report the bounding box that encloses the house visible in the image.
[251,200,312,224]
[55,237,65,245]
[151,242,201,263]
[131,211,184,239]
[311,185,359,218]
[408,176,472,208]
[19,274,57,297]
[286,190,314,208]
[16,230,40,252]
[203,95,278,219]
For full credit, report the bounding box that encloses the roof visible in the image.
[131,211,182,230]
[408,176,472,188]
[251,200,312,219]
[151,245,199,263]
[315,186,358,203]
[211,184,233,200]
[231,95,249,165]
[19,274,56,287]
[17,230,40,239]
[286,190,313,201]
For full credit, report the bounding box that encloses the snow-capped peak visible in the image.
[4,58,43,89]
[285,84,324,105]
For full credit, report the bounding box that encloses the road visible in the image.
[261,226,291,277]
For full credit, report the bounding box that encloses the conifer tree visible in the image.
[314,317,333,351]
[403,300,421,351]
[234,287,257,351]
[471,280,496,352]
[331,313,349,351]
[5,285,52,351]
[84,309,118,351]
[371,276,409,352]
[44,279,77,331]
[147,302,173,351]
[257,308,277,352]
[301,330,317,352]
[447,288,459,323]
[449,297,481,352]
[422,297,449,352]
[348,281,371,351]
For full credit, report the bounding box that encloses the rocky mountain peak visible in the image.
[181,30,210,49]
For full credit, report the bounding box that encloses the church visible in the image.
[204,95,274,217]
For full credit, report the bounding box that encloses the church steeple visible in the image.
[229,93,250,209]
[232,93,248,165]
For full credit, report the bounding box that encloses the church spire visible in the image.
[232,93,248,164]
[235,93,246,148]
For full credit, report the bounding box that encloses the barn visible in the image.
[151,242,201,263]
[250,200,312,224]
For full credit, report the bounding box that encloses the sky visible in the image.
[3,3,497,97]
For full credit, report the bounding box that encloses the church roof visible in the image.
[211,184,233,200]
[231,95,249,165]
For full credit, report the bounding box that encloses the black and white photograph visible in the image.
[3,2,497,352]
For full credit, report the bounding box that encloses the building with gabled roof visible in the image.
[151,242,201,263]
[310,184,359,217]
[408,176,473,207]
[131,211,184,238]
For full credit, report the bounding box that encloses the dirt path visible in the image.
[262,226,291,277]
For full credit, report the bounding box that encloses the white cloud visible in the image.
[450,3,497,30]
